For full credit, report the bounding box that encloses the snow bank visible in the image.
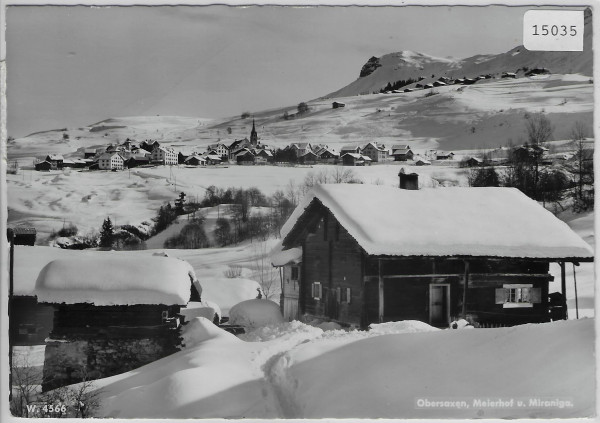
[181,300,222,323]
[35,255,196,305]
[281,184,593,259]
[229,299,284,329]
[284,319,595,418]
[239,320,323,342]
[369,320,440,334]
[181,317,237,347]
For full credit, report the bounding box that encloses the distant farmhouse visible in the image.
[274,178,592,329]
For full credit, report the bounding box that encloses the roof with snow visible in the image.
[280,184,593,260]
[35,255,199,306]
[271,247,303,267]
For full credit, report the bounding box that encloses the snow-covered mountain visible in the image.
[326,9,592,98]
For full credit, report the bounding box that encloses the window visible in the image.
[291,266,299,281]
[336,287,341,303]
[346,288,352,304]
[496,284,541,308]
[312,282,322,300]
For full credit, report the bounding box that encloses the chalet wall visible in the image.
[10,296,54,345]
[281,265,300,321]
[301,209,363,326]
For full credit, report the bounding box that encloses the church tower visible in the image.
[250,119,258,146]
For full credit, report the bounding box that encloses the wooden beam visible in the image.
[573,263,579,319]
[378,259,384,323]
[560,262,568,320]
[462,260,470,319]
[366,273,553,280]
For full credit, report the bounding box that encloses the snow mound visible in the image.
[229,299,284,329]
[317,321,342,331]
[182,317,238,348]
[239,320,323,342]
[369,320,440,335]
[181,300,222,323]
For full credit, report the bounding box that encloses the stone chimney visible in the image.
[398,168,419,190]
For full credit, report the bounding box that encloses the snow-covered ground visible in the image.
[85,317,594,418]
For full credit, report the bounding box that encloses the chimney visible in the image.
[398,168,419,190]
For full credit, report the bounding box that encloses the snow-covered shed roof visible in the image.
[35,255,199,306]
[280,184,593,260]
[271,247,303,267]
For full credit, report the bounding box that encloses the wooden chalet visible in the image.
[299,150,319,165]
[391,145,414,161]
[35,160,53,171]
[8,227,37,246]
[236,149,256,165]
[466,157,483,167]
[45,154,64,169]
[342,153,370,166]
[332,101,346,109]
[184,155,205,166]
[36,255,202,391]
[436,151,455,160]
[277,183,592,330]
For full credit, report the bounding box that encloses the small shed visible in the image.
[184,155,205,166]
[36,255,201,391]
[299,150,319,164]
[332,101,346,109]
[35,161,53,171]
[466,157,483,167]
[342,153,367,166]
[8,227,37,246]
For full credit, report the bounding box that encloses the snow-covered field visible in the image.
[84,317,594,419]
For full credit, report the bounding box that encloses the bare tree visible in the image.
[10,350,43,417]
[252,241,279,300]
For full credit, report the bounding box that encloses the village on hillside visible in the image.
[3,4,596,421]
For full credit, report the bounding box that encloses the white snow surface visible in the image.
[180,300,222,322]
[35,255,197,306]
[88,318,594,418]
[281,184,593,259]
[229,299,284,329]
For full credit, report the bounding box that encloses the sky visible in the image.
[5,5,531,138]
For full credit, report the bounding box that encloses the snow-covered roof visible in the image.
[280,184,593,260]
[47,154,64,160]
[35,255,199,306]
[271,247,303,266]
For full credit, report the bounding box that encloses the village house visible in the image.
[98,152,125,170]
[436,151,455,160]
[298,150,319,165]
[125,155,150,168]
[361,142,388,162]
[35,160,53,171]
[316,148,340,164]
[204,153,223,166]
[236,148,256,165]
[84,148,97,159]
[415,158,431,166]
[45,154,64,169]
[184,154,206,166]
[342,153,372,166]
[229,138,252,160]
[207,143,230,159]
[290,143,313,157]
[466,157,484,167]
[276,182,592,329]
[36,255,202,391]
[512,145,548,163]
[391,145,414,161]
[151,146,178,165]
[339,145,361,156]
[255,148,274,163]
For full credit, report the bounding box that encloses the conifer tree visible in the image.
[99,217,114,249]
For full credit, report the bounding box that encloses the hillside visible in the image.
[326,9,592,98]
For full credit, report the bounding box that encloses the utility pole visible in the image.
[8,229,15,401]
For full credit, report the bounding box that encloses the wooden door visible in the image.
[429,284,450,327]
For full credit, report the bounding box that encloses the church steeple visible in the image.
[250,119,258,146]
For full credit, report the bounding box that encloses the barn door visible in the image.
[429,284,450,327]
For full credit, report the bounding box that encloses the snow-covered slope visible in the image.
[326,9,592,98]
[88,318,594,418]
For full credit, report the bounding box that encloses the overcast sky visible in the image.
[6,5,530,138]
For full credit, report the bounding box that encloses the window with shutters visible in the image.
[312,282,322,300]
[495,284,541,308]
